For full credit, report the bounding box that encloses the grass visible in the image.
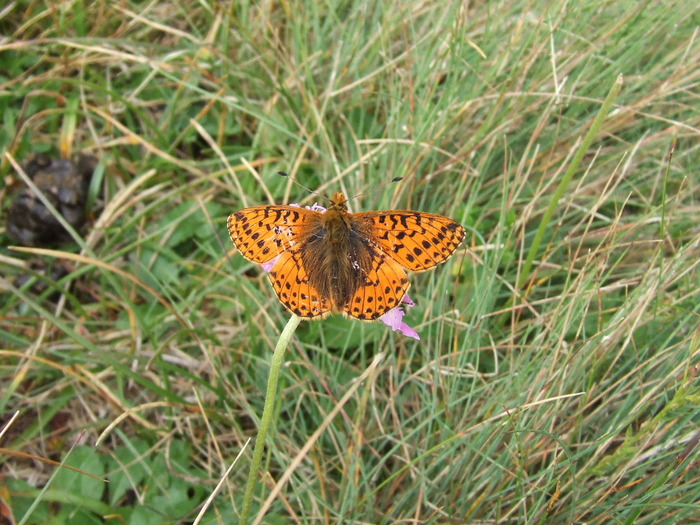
[1,0,699,523]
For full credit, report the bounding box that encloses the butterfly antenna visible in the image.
[277,171,325,200]
[349,176,403,201]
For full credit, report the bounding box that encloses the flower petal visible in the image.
[380,304,420,340]
[261,254,282,273]
[401,293,415,307]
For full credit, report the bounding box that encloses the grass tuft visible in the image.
[1,1,699,523]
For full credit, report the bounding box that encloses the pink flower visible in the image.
[291,202,326,213]
[379,294,420,340]
[261,255,281,273]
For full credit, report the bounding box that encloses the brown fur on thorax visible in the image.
[300,193,374,312]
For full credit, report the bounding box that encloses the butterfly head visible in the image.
[328,192,349,211]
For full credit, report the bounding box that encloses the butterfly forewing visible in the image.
[355,211,466,272]
[227,205,318,264]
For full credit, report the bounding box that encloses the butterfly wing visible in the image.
[342,250,409,320]
[354,211,465,272]
[228,205,331,318]
[268,246,333,318]
[227,205,318,264]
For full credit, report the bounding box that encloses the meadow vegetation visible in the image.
[1,1,699,523]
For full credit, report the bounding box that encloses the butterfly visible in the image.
[227,192,465,321]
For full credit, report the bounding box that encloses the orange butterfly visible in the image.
[228,192,464,333]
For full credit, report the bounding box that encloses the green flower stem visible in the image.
[240,314,302,525]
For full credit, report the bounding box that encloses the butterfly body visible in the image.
[302,196,365,311]
[228,192,465,320]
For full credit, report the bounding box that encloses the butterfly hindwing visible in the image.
[356,211,465,272]
[268,247,333,318]
[343,251,409,320]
